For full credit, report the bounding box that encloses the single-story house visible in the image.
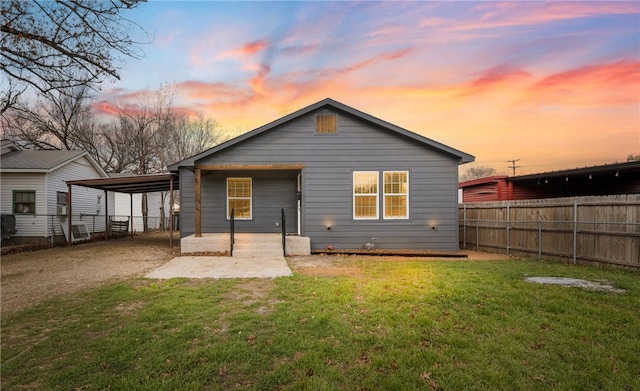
[169,98,474,253]
[459,161,640,202]
[0,140,114,244]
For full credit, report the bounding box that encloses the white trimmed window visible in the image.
[353,171,378,219]
[383,171,409,219]
[13,190,35,214]
[227,178,252,219]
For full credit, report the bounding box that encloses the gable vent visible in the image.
[316,115,337,133]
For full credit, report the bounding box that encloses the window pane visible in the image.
[57,192,67,204]
[383,172,408,219]
[385,195,407,218]
[14,191,36,214]
[355,195,377,218]
[354,172,377,194]
[229,199,251,218]
[227,178,251,219]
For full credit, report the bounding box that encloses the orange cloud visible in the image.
[529,60,640,105]
[220,39,270,58]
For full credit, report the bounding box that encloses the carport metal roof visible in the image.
[65,173,179,248]
[66,173,179,194]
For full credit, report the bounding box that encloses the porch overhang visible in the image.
[193,164,304,237]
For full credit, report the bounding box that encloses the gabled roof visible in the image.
[0,149,107,176]
[169,98,474,170]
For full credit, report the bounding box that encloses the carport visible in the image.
[65,173,179,247]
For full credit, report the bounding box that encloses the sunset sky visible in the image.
[96,1,640,175]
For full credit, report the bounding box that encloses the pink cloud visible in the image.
[529,60,640,105]
[457,2,639,31]
[220,39,270,59]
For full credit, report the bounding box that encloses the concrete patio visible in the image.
[146,233,301,279]
[145,255,292,279]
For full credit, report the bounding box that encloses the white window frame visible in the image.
[353,171,379,220]
[383,171,409,219]
[226,178,252,220]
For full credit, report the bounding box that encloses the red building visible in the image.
[459,161,640,202]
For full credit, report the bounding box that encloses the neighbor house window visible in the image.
[13,191,35,214]
[353,171,378,219]
[57,192,68,215]
[57,192,68,207]
[316,114,337,133]
[227,178,252,219]
[383,171,408,219]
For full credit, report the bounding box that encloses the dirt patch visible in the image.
[525,277,626,293]
[1,232,177,316]
[288,251,510,277]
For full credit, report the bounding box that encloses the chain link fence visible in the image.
[459,195,640,269]
[1,213,177,247]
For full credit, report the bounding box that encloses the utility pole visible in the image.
[507,159,521,175]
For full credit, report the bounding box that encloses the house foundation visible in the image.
[181,233,310,256]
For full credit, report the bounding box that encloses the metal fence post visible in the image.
[538,220,542,259]
[573,200,578,265]
[476,220,479,251]
[51,214,54,247]
[463,204,467,249]
[506,203,510,256]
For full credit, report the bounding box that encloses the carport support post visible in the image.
[105,190,109,241]
[67,184,72,246]
[169,175,174,248]
[195,168,202,237]
[130,193,133,237]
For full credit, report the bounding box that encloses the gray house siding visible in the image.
[186,107,463,251]
[179,169,297,236]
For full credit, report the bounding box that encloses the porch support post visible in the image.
[67,184,72,246]
[169,175,174,248]
[195,168,202,237]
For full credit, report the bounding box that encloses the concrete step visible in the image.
[231,234,283,258]
[234,241,283,251]
[232,249,284,258]
[233,234,281,244]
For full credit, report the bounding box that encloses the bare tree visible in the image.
[2,84,95,150]
[627,154,640,162]
[1,0,148,113]
[459,166,498,182]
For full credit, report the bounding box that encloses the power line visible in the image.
[507,159,521,175]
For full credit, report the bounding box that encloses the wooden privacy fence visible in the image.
[459,195,640,268]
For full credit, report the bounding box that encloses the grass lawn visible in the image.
[2,257,639,390]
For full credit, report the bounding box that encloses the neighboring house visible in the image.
[459,161,640,202]
[169,98,474,252]
[113,191,170,232]
[0,140,114,244]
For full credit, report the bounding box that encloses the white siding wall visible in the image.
[114,192,169,232]
[47,156,113,236]
[0,173,47,237]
